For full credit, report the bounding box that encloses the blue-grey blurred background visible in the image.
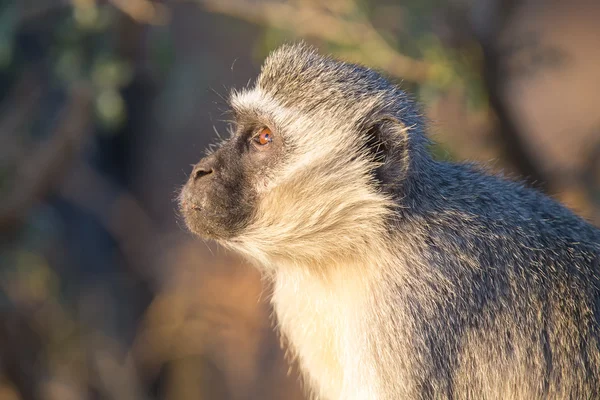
[1,0,599,399]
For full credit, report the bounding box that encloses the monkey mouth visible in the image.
[179,199,225,239]
[180,198,203,212]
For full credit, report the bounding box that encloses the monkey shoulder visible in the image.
[392,161,600,296]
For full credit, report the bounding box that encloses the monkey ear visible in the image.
[365,116,414,187]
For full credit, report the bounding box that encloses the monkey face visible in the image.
[179,100,395,266]
[179,43,423,266]
[179,122,286,240]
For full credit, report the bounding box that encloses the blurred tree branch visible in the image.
[0,72,42,168]
[0,311,43,400]
[0,82,93,233]
[106,0,170,24]
[60,162,164,287]
[473,0,550,191]
[17,0,169,25]
[196,0,432,83]
[16,0,70,23]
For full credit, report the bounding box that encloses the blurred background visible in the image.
[1,0,599,399]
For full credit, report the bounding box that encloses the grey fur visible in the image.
[179,43,600,400]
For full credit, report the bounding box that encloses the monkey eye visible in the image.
[251,127,273,148]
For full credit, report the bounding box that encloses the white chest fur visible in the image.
[272,268,381,400]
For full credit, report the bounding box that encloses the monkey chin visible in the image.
[179,197,248,242]
[180,207,224,240]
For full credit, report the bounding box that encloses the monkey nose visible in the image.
[190,156,217,181]
[192,166,213,180]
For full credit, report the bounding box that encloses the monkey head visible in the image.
[179,43,431,268]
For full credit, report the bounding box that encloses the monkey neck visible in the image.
[270,250,402,399]
[265,236,398,287]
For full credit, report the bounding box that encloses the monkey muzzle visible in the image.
[179,152,255,241]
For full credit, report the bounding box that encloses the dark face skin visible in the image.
[179,121,284,240]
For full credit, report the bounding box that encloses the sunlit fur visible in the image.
[225,93,396,271]
[194,44,600,400]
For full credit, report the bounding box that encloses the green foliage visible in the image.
[0,2,134,131]
[253,1,487,111]
[0,2,17,69]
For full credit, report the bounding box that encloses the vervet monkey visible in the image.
[179,43,600,400]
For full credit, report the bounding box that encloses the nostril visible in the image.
[193,167,213,180]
